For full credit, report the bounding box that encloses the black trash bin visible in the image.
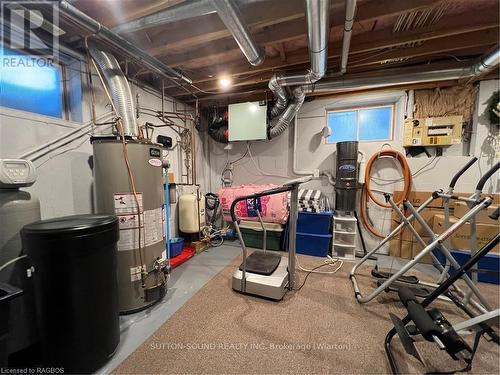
[0,282,22,367]
[21,215,120,374]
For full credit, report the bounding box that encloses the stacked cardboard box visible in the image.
[388,191,499,263]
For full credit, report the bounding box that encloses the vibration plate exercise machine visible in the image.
[231,176,312,300]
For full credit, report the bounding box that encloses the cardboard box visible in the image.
[453,201,499,225]
[411,237,434,264]
[448,193,499,209]
[192,240,209,253]
[168,172,175,184]
[391,207,444,242]
[394,191,498,210]
[389,237,412,259]
[395,191,443,208]
[433,214,499,253]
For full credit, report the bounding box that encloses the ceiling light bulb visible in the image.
[219,77,232,89]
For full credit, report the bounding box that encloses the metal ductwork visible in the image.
[340,0,356,74]
[268,0,331,139]
[112,0,215,34]
[276,0,331,86]
[268,74,289,117]
[58,0,192,84]
[111,0,268,35]
[269,87,305,139]
[470,47,500,76]
[212,0,265,66]
[88,47,137,137]
[304,46,500,94]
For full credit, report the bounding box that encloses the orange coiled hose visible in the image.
[360,149,412,238]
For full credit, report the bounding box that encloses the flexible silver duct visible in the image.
[340,0,356,74]
[89,47,137,137]
[268,74,289,117]
[268,0,331,138]
[269,87,305,139]
[213,0,265,66]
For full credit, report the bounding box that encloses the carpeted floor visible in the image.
[113,254,499,374]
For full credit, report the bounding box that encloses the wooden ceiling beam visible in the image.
[161,0,472,68]
[148,0,455,58]
[349,28,499,68]
[172,45,492,101]
[186,79,463,105]
[166,23,498,95]
[146,0,311,56]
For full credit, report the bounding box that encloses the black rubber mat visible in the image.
[377,280,431,298]
[239,251,282,276]
[371,269,419,284]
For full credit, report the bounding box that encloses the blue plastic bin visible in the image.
[169,238,184,258]
[297,211,333,235]
[433,248,500,285]
[295,232,332,257]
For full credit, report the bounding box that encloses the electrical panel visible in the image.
[228,101,267,141]
[0,159,37,188]
[403,115,463,147]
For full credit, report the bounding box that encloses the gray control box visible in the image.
[0,159,37,188]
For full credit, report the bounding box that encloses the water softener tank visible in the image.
[0,159,40,357]
[179,193,205,234]
[335,141,359,212]
[92,139,166,313]
[21,215,120,374]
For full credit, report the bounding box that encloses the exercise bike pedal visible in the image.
[371,268,419,284]
[389,313,423,364]
[377,280,431,298]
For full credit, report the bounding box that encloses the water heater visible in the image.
[92,139,166,313]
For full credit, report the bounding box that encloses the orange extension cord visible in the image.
[360,149,412,238]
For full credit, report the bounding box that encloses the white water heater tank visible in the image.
[179,193,205,233]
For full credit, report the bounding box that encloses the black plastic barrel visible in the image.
[335,141,359,211]
[21,215,120,374]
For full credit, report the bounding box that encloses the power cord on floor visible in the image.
[293,256,344,291]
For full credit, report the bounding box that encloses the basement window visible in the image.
[326,105,393,143]
[0,45,64,118]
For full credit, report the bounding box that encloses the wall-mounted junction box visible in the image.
[403,115,463,147]
[228,101,267,142]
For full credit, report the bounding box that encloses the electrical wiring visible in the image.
[246,142,290,179]
[293,259,343,291]
[36,133,93,169]
[296,255,343,275]
[369,154,439,184]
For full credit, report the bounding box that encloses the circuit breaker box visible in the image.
[403,115,463,147]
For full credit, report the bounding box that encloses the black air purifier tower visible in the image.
[335,141,359,212]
